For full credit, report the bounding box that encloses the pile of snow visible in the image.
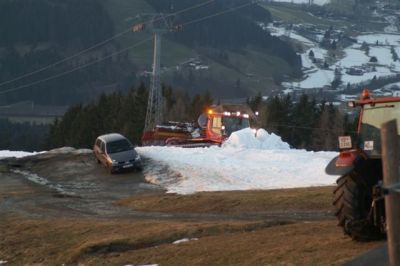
[223,128,290,150]
[137,128,338,195]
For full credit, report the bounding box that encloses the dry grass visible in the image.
[84,220,383,266]
[116,186,334,214]
[0,216,382,266]
[0,216,287,265]
[0,187,384,265]
[0,164,8,173]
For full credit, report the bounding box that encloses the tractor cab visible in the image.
[339,89,400,157]
[201,104,255,143]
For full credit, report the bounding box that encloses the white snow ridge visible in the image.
[223,128,290,150]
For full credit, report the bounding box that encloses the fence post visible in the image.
[381,119,400,266]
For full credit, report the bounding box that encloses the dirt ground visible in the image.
[0,152,384,265]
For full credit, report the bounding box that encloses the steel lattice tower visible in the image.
[133,14,175,131]
[144,30,163,131]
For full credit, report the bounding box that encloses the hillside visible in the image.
[0,0,302,106]
[0,0,136,106]
[258,0,400,103]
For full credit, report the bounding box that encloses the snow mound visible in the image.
[137,146,338,195]
[223,128,290,150]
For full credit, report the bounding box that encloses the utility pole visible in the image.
[381,119,400,266]
[145,29,164,131]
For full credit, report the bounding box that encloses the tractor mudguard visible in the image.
[325,150,364,176]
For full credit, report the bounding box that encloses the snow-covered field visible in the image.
[265,22,400,94]
[137,129,338,194]
[296,33,400,90]
[0,130,338,195]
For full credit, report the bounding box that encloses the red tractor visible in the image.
[326,89,400,240]
[141,104,256,147]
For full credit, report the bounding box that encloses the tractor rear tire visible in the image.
[333,172,384,241]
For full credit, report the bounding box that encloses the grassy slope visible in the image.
[0,187,384,265]
[102,0,293,96]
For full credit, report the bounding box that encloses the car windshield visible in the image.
[360,102,400,155]
[222,117,250,136]
[106,139,133,154]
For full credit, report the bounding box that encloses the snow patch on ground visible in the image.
[0,150,38,159]
[173,238,199,244]
[0,147,91,160]
[137,129,338,195]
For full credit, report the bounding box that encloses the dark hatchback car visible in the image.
[93,133,142,173]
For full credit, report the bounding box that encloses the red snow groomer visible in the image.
[141,104,257,147]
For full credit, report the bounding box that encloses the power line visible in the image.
[0,38,153,95]
[0,31,130,89]
[0,0,260,96]
[0,0,216,89]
